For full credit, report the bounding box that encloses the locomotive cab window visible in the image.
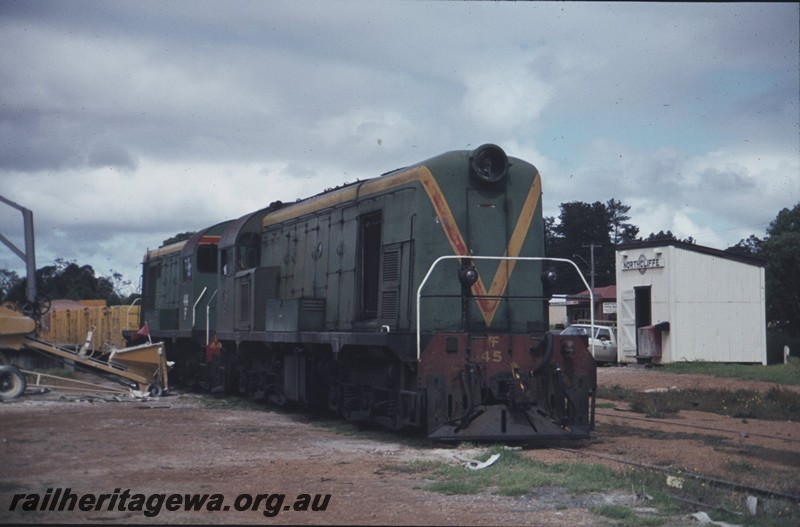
[144,263,159,310]
[360,211,382,320]
[196,245,218,274]
[237,232,261,270]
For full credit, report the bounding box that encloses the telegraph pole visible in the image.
[581,243,600,294]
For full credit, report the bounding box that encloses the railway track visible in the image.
[596,409,800,444]
[553,405,800,509]
[553,446,800,502]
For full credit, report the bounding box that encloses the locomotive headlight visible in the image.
[470,144,509,185]
[541,267,558,297]
[458,264,479,286]
[542,268,558,286]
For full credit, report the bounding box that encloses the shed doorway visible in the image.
[634,285,652,360]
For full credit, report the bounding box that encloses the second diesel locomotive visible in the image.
[135,145,596,441]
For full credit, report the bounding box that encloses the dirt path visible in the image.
[2,367,798,525]
[2,395,602,526]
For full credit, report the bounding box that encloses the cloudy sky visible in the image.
[1,1,798,295]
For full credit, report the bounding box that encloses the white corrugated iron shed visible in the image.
[615,240,766,365]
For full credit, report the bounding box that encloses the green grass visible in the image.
[590,504,668,526]
[661,358,800,386]
[598,384,800,420]
[598,358,800,419]
[618,468,799,527]
[382,448,725,525]
[396,446,624,496]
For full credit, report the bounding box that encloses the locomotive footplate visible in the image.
[420,332,596,442]
[427,404,590,442]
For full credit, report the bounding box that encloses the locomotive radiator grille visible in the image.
[380,290,399,321]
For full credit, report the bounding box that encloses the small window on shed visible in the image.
[196,245,218,274]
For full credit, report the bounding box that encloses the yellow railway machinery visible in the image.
[1,304,169,399]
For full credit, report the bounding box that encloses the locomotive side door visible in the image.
[360,211,382,321]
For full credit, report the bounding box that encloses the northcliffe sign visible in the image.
[621,253,664,274]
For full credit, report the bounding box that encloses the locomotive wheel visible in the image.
[0,365,27,400]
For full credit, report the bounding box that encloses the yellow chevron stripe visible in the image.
[417,169,541,326]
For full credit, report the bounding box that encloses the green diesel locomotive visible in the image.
[136,144,596,441]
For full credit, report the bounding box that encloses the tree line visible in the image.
[1,258,134,308]
[545,198,696,293]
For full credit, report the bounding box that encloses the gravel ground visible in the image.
[2,365,798,525]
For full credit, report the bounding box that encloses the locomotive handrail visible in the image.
[205,289,218,345]
[192,286,207,329]
[416,256,594,361]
